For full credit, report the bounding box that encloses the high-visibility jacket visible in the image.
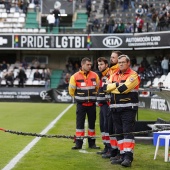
[106,68,140,110]
[69,70,99,103]
[108,64,119,75]
[97,67,110,104]
[104,64,119,103]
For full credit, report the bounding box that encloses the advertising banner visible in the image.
[0,88,47,102]
[0,88,73,103]
[133,32,170,50]
[0,32,170,50]
[139,97,170,111]
[0,35,12,48]
[89,34,133,50]
[13,34,87,49]
[42,0,73,15]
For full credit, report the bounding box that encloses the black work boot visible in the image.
[88,138,100,149]
[110,154,121,161]
[111,158,124,165]
[72,145,82,150]
[89,144,100,149]
[121,159,132,167]
[96,144,107,154]
[102,150,112,158]
[72,139,83,149]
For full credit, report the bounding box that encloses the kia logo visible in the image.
[103,36,122,48]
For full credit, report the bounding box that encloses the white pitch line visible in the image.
[2,104,74,170]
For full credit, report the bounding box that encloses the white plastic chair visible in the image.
[154,134,170,162]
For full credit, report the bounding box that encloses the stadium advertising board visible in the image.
[0,88,73,103]
[139,97,170,111]
[14,35,86,49]
[89,34,133,50]
[133,32,170,50]
[0,88,45,102]
[89,32,170,50]
[0,35,12,48]
[42,0,73,15]
[0,32,170,50]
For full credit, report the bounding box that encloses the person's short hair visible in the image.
[81,57,91,64]
[118,54,130,62]
[111,50,122,57]
[97,57,108,65]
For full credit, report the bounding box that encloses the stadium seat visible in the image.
[18,17,25,23]
[39,28,46,33]
[7,28,13,33]
[33,28,39,33]
[13,79,19,86]
[159,75,166,83]
[13,28,22,33]
[20,13,26,18]
[13,12,20,18]
[6,18,12,22]
[32,80,39,85]
[27,28,33,33]
[0,4,5,8]
[1,12,7,18]
[0,22,4,28]
[7,13,14,18]
[12,18,18,22]
[1,79,6,85]
[39,80,45,85]
[163,74,170,88]
[152,77,159,87]
[10,8,16,13]
[21,28,27,33]
[28,3,35,9]
[2,28,8,32]
[143,80,151,88]
[25,79,33,85]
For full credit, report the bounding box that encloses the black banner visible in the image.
[132,32,170,50]
[89,34,133,50]
[0,88,73,103]
[42,0,73,15]
[139,97,170,111]
[0,32,170,50]
[14,35,86,49]
[0,35,12,48]
[47,88,73,103]
[0,88,46,102]
[89,33,170,50]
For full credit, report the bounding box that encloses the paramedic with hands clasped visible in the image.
[103,55,140,167]
[96,57,111,155]
[69,57,100,150]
